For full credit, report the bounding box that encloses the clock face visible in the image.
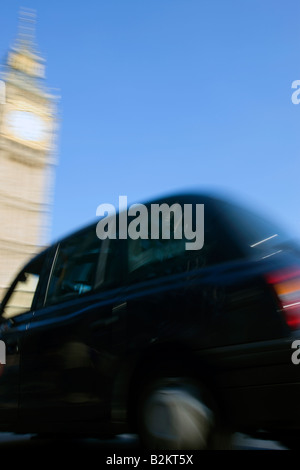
[6,110,47,142]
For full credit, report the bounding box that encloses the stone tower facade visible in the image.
[0,10,58,300]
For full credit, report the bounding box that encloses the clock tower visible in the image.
[0,9,58,300]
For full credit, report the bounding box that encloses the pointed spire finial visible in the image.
[17,7,37,51]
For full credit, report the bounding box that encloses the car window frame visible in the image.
[124,195,246,285]
[42,225,126,308]
[0,247,54,322]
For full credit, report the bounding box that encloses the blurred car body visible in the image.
[0,192,299,449]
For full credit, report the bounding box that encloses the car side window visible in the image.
[45,226,121,306]
[127,201,241,282]
[127,203,197,281]
[128,237,187,279]
[2,253,46,319]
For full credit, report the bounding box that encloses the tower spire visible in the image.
[16,7,37,51]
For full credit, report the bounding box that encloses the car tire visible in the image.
[137,377,232,450]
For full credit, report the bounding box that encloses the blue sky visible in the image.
[1,0,300,243]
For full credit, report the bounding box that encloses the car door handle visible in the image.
[91,314,120,330]
[91,302,127,331]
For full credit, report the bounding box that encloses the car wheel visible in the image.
[138,377,232,450]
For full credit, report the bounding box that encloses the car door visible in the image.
[19,225,126,429]
[120,195,246,359]
[0,249,50,426]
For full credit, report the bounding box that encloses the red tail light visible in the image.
[265,267,300,330]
